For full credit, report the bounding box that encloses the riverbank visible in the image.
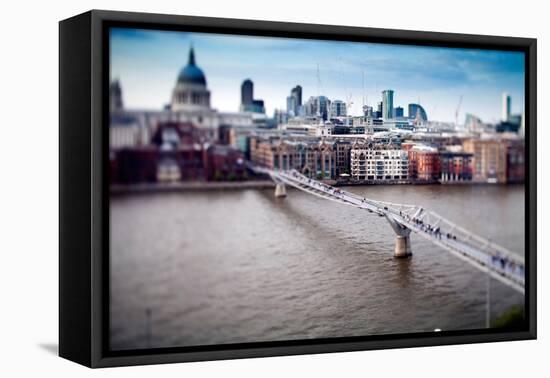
[110,180,276,195]
[335,180,523,187]
[111,179,524,194]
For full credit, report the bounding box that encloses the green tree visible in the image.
[492,306,525,330]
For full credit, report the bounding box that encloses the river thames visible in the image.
[110,184,525,350]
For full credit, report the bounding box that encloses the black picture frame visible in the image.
[59,9,537,368]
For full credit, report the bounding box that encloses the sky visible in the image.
[110,27,525,124]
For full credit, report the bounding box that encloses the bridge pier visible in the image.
[274,182,287,197]
[385,215,412,258]
[394,235,412,258]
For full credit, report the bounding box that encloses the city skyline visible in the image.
[110,27,525,124]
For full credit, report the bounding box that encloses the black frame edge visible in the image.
[59,11,93,367]
[95,331,534,368]
[90,9,536,48]
[91,10,107,368]
[527,38,537,340]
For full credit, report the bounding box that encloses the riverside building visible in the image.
[350,144,409,183]
[249,136,336,179]
[463,137,508,183]
[439,150,473,183]
[407,144,440,182]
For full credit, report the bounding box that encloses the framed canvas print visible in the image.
[59,10,537,368]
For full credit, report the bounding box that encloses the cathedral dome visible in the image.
[171,46,211,112]
[177,47,206,86]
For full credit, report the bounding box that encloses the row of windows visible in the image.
[274,158,334,169]
[351,152,404,157]
[352,175,408,180]
[352,167,408,172]
[353,160,408,164]
[351,155,406,160]
[360,166,409,169]
[353,173,409,177]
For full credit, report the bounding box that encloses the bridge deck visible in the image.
[253,167,524,294]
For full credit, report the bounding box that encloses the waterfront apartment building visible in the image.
[250,136,336,179]
[334,140,353,177]
[350,144,409,182]
[463,138,508,183]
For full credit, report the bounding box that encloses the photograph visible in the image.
[108,27,526,351]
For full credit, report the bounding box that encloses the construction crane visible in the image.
[362,69,366,108]
[345,93,354,125]
[316,63,322,120]
[455,95,464,130]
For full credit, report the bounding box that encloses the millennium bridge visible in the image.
[251,166,525,294]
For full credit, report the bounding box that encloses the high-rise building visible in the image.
[286,95,297,116]
[240,79,265,113]
[285,85,303,117]
[375,102,383,118]
[465,113,484,133]
[304,96,318,117]
[408,103,428,122]
[330,100,347,118]
[110,79,124,112]
[291,85,302,108]
[252,99,265,114]
[273,109,288,125]
[502,92,511,122]
[382,90,394,120]
[241,79,253,106]
[318,96,330,120]
[363,105,374,117]
[394,106,404,118]
[302,96,331,120]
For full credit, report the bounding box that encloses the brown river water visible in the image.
[110,184,525,350]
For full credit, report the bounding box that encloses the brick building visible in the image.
[439,151,473,182]
[463,138,508,183]
[407,145,440,182]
